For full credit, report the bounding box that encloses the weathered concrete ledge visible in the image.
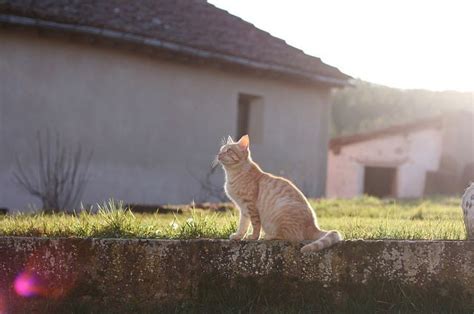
[0,237,473,312]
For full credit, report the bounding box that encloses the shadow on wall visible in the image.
[425,161,474,196]
[12,130,92,213]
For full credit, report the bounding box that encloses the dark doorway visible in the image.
[236,94,251,139]
[364,166,397,198]
[236,93,263,143]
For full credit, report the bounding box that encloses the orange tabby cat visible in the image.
[217,134,342,252]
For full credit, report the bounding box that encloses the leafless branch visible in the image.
[13,130,92,213]
[188,165,227,202]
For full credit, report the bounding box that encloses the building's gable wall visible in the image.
[326,128,442,198]
[0,30,330,211]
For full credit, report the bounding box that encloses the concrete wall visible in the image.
[0,238,472,312]
[0,30,331,211]
[327,128,442,198]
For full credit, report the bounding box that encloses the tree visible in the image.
[330,79,474,137]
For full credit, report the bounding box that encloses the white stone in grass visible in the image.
[461,183,474,240]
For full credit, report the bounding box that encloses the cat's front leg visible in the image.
[230,212,250,240]
[247,207,261,240]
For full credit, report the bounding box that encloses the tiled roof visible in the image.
[0,0,350,85]
[329,116,444,152]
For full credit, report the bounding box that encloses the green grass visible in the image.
[3,196,468,313]
[0,196,466,240]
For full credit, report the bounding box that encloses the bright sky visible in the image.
[208,0,474,92]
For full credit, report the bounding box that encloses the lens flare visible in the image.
[14,271,42,297]
[12,246,80,302]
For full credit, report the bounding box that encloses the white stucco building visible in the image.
[0,0,350,210]
[327,112,474,198]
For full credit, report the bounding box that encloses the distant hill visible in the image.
[330,80,474,137]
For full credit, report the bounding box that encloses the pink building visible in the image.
[327,112,474,198]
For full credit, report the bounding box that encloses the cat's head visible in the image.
[216,135,250,167]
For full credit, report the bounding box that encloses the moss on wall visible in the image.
[0,238,472,312]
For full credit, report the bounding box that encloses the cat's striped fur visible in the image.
[217,135,342,252]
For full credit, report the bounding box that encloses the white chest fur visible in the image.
[224,182,248,215]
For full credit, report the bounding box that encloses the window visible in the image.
[236,93,263,143]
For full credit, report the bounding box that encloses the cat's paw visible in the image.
[246,234,260,240]
[229,233,243,240]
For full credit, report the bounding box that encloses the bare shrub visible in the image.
[13,130,92,213]
[189,166,227,202]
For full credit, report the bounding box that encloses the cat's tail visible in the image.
[300,230,342,253]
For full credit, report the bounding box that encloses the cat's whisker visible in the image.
[220,136,227,146]
[211,156,219,169]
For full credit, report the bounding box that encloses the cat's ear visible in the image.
[237,134,250,151]
[226,136,234,144]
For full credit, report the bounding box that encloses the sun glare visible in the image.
[209,0,474,91]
